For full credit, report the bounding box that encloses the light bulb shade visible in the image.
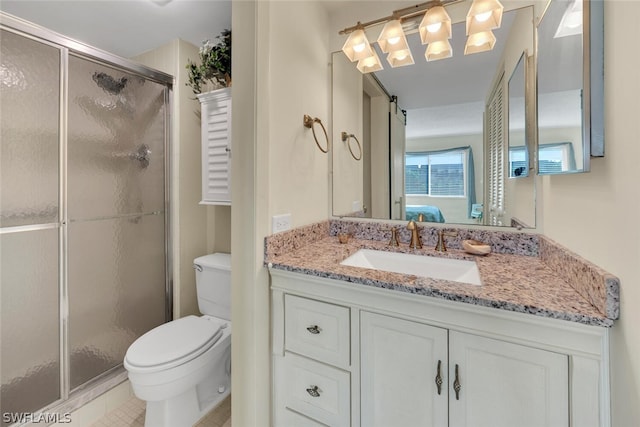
[356,51,384,73]
[342,29,374,62]
[386,48,415,68]
[466,0,504,35]
[419,6,452,44]
[555,0,583,38]
[425,40,453,61]
[464,30,497,55]
[377,19,409,53]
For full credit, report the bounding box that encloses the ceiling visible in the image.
[0,0,231,58]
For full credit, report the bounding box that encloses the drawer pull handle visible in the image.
[306,385,321,397]
[435,360,443,395]
[306,325,321,334]
[453,364,461,400]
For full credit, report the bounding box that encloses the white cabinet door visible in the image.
[360,311,448,427]
[197,88,231,205]
[449,331,569,427]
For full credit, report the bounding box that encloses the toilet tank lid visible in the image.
[194,253,231,271]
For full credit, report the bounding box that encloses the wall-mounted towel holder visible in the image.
[303,114,329,153]
[341,132,362,161]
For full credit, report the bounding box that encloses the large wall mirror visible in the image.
[537,0,604,174]
[331,0,604,228]
[332,3,537,228]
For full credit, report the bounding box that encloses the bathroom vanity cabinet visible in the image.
[270,269,611,427]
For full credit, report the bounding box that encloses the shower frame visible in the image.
[0,12,174,417]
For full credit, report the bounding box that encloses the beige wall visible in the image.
[265,3,332,228]
[231,1,331,426]
[232,1,640,426]
[332,52,364,216]
[541,2,640,425]
[134,39,231,319]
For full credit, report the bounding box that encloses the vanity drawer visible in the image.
[283,352,350,427]
[285,294,350,367]
[283,409,329,427]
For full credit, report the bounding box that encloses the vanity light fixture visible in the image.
[339,0,503,74]
[554,0,582,38]
[426,39,453,61]
[464,30,496,55]
[387,48,415,67]
[419,5,452,44]
[357,50,384,73]
[378,19,410,53]
[466,0,504,35]
[342,27,374,62]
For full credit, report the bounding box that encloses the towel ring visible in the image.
[341,132,362,161]
[303,115,329,153]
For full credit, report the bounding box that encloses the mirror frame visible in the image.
[536,0,604,174]
[508,51,530,179]
[586,0,604,157]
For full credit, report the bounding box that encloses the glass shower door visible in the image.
[66,55,167,390]
[0,29,62,423]
[1,19,172,423]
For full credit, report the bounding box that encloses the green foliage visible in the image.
[186,29,231,94]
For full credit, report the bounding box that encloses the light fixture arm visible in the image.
[339,0,462,35]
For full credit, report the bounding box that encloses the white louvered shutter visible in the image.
[197,88,231,205]
[486,77,505,226]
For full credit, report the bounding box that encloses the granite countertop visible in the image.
[266,232,615,327]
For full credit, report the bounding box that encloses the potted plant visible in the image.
[186,29,231,95]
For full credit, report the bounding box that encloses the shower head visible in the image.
[93,72,128,95]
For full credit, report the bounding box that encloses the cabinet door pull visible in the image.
[306,385,321,397]
[306,325,321,334]
[453,364,461,400]
[435,360,443,395]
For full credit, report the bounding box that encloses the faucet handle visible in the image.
[435,230,457,252]
[388,227,400,246]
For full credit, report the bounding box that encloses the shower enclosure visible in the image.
[0,14,172,424]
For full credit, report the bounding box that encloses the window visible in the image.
[405,151,465,197]
[510,143,575,175]
[509,148,528,177]
[538,143,574,174]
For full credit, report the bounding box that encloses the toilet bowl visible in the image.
[124,253,231,427]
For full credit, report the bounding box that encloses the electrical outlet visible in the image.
[352,200,361,212]
[272,213,292,233]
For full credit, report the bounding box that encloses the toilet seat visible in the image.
[125,315,225,372]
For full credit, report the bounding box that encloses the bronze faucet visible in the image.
[406,220,422,249]
[435,230,458,252]
[388,227,400,246]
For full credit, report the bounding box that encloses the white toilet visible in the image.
[124,253,231,427]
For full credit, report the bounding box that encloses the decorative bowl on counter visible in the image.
[462,239,492,256]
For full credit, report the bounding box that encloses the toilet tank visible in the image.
[194,253,231,320]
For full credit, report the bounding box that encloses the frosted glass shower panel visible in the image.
[68,214,166,390]
[0,30,60,228]
[67,55,166,221]
[1,229,60,421]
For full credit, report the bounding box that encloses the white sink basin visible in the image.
[340,249,482,286]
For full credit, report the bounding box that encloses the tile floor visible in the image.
[90,395,231,427]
